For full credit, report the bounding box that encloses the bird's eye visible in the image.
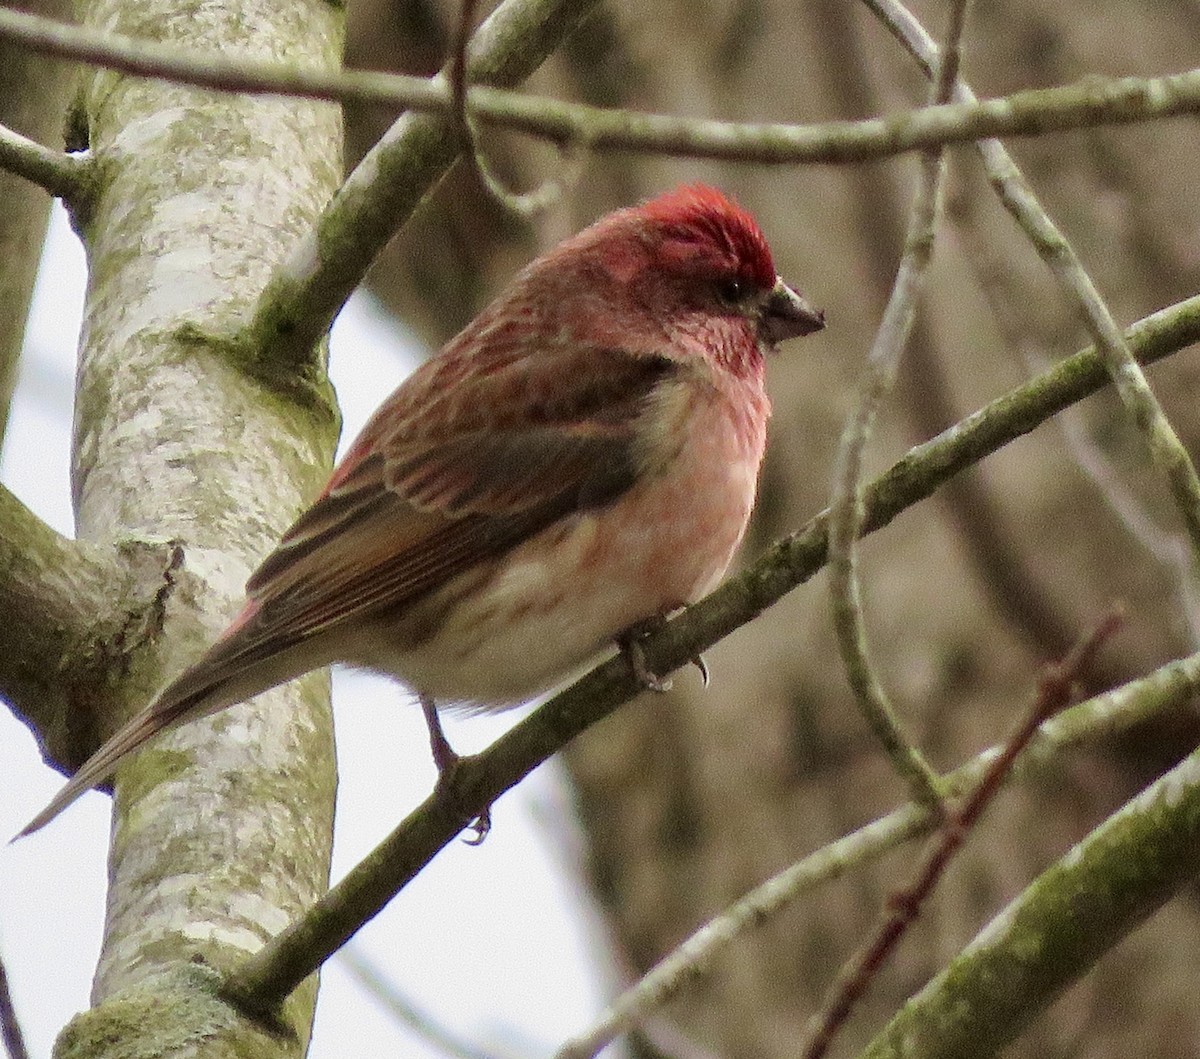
[716,276,750,304]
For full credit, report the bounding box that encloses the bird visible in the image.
[18,184,824,838]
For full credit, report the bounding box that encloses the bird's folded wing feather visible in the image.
[228,346,680,658]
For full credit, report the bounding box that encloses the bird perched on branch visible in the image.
[20,184,824,838]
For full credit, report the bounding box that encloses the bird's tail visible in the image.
[14,593,321,840]
[13,674,222,840]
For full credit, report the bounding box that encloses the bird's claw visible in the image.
[463,805,492,845]
[618,631,672,693]
[616,618,712,693]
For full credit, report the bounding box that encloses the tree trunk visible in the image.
[5,0,344,1053]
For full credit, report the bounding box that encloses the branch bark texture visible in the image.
[27,0,345,1053]
[0,0,76,445]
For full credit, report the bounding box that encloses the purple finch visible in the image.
[20,184,823,837]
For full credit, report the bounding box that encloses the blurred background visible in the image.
[6,0,1200,1055]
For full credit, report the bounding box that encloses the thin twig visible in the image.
[5,4,1200,167]
[862,0,1200,559]
[451,0,581,216]
[339,948,523,1059]
[0,119,88,201]
[554,629,1190,1059]
[449,0,495,201]
[450,0,479,150]
[799,608,1124,1059]
[826,0,972,809]
[0,946,29,1059]
[218,297,1200,1019]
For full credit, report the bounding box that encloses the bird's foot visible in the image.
[420,694,491,844]
[460,803,491,846]
[617,614,712,692]
[617,618,672,693]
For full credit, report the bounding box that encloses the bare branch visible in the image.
[0,121,87,200]
[967,236,1200,648]
[5,4,1200,169]
[864,0,1200,558]
[0,1,442,106]
[800,609,1123,1059]
[997,173,1200,557]
[860,714,1200,1058]
[453,0,586,217]
[0,0,77,449]
[825,0,971,809]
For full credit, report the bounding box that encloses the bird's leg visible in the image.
[419,692,459,774]
[419,693,490,844]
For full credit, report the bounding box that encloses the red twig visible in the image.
[800,605,1125,1059]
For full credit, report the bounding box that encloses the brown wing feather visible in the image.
[231,347,678,662]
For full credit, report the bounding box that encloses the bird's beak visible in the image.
[761,277,825,345]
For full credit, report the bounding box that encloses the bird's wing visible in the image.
[229,344,681,656]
